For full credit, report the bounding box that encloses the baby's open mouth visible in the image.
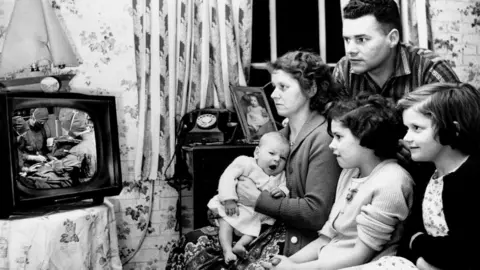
[269,164,277,170]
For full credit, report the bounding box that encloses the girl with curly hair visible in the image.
[262,94,414,269]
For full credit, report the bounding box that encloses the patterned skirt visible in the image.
[166,222,286,270]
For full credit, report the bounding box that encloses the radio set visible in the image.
[179,108,242,145]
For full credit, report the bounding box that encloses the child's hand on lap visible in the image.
[270,187,285,198]
[224,200,239,216]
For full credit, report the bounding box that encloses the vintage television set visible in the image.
[0,90,122,218]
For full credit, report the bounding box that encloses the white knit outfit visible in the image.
[318,159,414,261]
[207,155,288,237]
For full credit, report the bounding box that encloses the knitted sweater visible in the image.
[207,156,288,237]
[255,112,341,256]
[318,159,414,261]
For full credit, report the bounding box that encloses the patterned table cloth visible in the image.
[0,200,122,270]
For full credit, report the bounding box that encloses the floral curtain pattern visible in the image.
[131,0,252,182]
[130,0,252,267]
[0,0,252,268]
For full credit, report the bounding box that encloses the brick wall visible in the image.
[430,0,480,87]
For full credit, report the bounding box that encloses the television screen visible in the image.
[0,91,122,218]
[14,107,97,189]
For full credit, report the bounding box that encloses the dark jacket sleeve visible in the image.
[409,156,479,269]
[396,162,433,262]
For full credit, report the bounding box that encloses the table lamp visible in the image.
[0,0,81,80]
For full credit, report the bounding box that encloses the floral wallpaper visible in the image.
[0,0,253,269]
[0,0,172,269]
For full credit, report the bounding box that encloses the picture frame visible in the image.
[230,85,277,143]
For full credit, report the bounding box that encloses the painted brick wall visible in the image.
[430,0,480,87]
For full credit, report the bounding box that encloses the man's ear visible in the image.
[387,28,400,48]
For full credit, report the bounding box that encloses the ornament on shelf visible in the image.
[40,76,61,92]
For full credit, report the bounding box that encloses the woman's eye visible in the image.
[273,85,284,91]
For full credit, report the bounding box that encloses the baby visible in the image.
[207,131,290,263]
[246,94,270,132]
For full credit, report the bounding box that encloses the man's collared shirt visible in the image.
[332,43,460,102]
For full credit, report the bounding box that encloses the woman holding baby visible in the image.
[166,50,344,269]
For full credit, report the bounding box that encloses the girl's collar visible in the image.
[434,155,470,179]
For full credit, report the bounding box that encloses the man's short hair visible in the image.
[343,0,402,37]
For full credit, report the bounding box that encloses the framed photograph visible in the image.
[230,85,277,143]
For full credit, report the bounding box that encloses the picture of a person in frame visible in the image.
[246,94,270,131]
[242,93,275,140]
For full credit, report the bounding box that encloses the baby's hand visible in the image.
[270,187,286,198]
[224,200,238,216]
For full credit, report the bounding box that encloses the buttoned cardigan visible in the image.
[254,111,341,256]
[407,155,480,269]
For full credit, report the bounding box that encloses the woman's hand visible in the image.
[259,255,295,270]
[236,176,261,207]
[416,257,443,270]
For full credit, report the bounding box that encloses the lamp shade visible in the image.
[0,0,81,77]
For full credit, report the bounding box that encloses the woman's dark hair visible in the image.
[327,94,403,159]
[397,82,480,155]
[343,0,402,37]
[267,51,347,114]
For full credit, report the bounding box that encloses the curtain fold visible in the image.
[401,0,431,48]
[133,0,252,179]
[149,0,161,180]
